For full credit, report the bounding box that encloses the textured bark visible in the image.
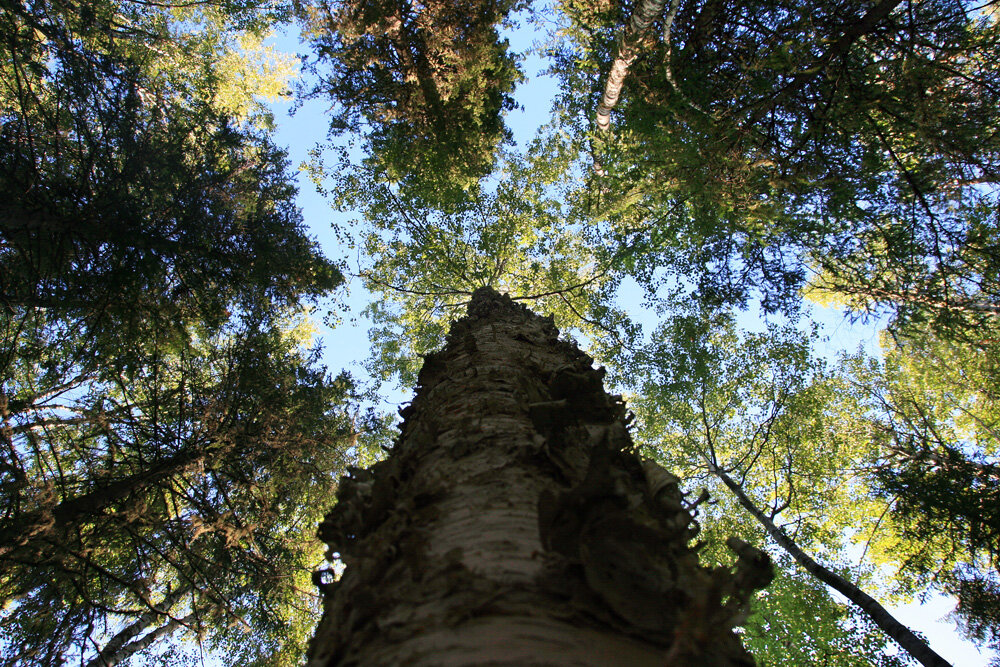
[308,288,772,666]
[714,468,953,667]
[595,0,668,132]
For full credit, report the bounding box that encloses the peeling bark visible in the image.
[308,288,771,666]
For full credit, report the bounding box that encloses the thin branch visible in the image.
[714,466,953,667]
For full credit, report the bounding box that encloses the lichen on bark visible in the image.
[308,287,771,666]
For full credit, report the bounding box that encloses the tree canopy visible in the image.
[297,0,526,206]
[553,0,1000,321]
[1,0,371,663]
[302,0,1000,662]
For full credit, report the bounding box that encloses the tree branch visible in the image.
[713,467,953,667]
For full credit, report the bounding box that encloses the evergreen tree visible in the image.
[553,0,1000,324]
[297,0,525,205]
[0,0,362,662]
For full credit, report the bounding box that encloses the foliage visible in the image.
[952,575,1000,659]
[550,0,1000,329]
[1,0,341,359]
[635,311,884,559]
[5,0,998,661]
[844,323,1000,653]
[537,4,1000,655]
[0,0,363,663]
[742,563,908,667]
[629,307,925,657]
[0,312,365,666]
[306,148,636,387]
[297,0,526,206]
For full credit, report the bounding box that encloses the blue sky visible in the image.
[264,14,995,666]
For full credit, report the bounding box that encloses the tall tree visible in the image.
[631,308,953,665]
[0,312,366,666]
[1,0,359,662]
[552,0,1000,324]
[308,287,772,665]
[297,0,525,206]
[303,126,958,661]
[594,0,667,132]
[304,150,632,388]
[1,0,340,355]
[843,324,1000,657]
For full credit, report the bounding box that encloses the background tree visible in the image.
[303,148,635,388]
[533,3,1000,658]
[741,565,908,667]
[551,0,1000,323]
[1,0,339,355]
[843,324,1000,657]
[594,0,666,133]
[297,0,526,206]
[628,307,954,664]
[1,314,366,666]
[0,0,369,663]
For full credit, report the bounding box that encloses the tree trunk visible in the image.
[595,0,668,132]
[713,467,953,667]
[308,288,772,666]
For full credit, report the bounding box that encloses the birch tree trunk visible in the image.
[308,288,772,666]
[595,0,668,132]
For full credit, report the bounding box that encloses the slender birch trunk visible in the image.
[308,288,772,666]
[595,0,668,132]
[713,468,953,667]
